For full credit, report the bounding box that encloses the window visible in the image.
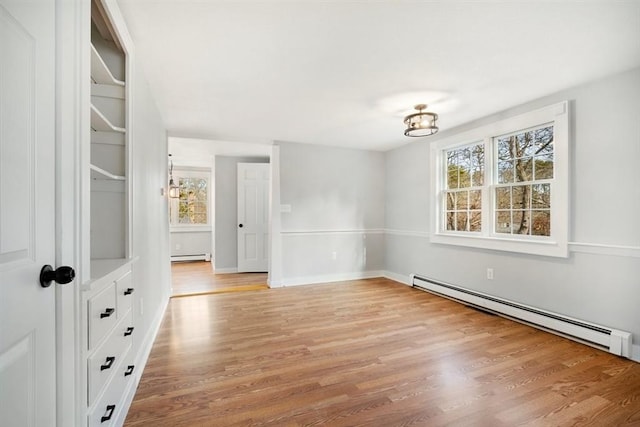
[430,101,569,257]
[169,169,210,227]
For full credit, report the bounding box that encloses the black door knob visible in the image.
[40,265,75,288]
[239,224,244,228]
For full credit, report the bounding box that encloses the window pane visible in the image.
[446,212,455,231]
[512,210,530,235]
[496,187,510,209]
[447,151,459,189]
[455,191,468,210]
[497,138,512,160]
[535,126,554,154]
[512,185,529,209]
[471,145,484,186]
[534,154,554,180]
[469,190,482,210]
[496,211,511,234]
[532,184,550,209]
[515,157,533,182]
[532,210,551,236]
[469,211,481,232]
[456,211,468,231]
[498,160,514,183]
[445,192,455,210]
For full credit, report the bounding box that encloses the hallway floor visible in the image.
[171,261,268,297]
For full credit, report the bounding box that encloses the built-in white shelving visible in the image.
[90,104,125,133]
[90,164,125,181]
[90,43,124,86]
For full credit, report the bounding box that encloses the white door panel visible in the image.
[237,163,269,272]
[0,0,57,425]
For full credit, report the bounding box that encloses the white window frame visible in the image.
[169,167,212,231]
[430,101,569,257]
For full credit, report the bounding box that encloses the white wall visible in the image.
[130,63,172,363]
[384,67,640,360]
[214,155,269,271]
[278,141,385,285]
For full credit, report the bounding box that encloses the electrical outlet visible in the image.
[487,268,494,280]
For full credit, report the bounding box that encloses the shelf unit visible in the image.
[83,1,137,425]
[89,15,128,263]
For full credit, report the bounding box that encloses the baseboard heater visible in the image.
[411,274,632,359]
[171,253,211,262]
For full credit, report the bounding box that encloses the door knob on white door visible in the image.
[39,265,75,288]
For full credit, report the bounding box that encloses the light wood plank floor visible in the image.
[125,278,640,426]
[171,261,268,296]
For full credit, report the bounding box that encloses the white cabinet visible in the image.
[84,264,137,426]
[82,1,137,425]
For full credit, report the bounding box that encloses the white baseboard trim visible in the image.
[213,267,238,274]
[632,344,640,363]
[382,270,412,286]
[281,270,384,287]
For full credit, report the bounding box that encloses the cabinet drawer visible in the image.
[87,366,125,427]
[116,271,134,318]
[88,310,133,405]
[88,282,117,349]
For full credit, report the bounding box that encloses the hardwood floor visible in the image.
[125,278,640,426]
[171,261,268,296]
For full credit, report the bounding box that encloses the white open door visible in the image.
[0,0,60,425]
[237,163,269,272]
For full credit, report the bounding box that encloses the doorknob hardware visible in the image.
[39,265,75,288]
[100,308,115,319]
[101,405,115,423]
[100,356,115,371]
[239,224,243,228]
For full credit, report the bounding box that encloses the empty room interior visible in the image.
[1,0,640,426]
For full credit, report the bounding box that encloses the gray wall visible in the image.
[384,67,640,360]
[278,141,385,284]
[130,64,172,360]
[214,156,269,270]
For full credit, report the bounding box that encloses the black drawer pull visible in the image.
[100,356,115,371]
[124,287,134,295]
[124,365,135,376]
[124,326,134,337]
[101,404,115,423]
[100,308,115,319]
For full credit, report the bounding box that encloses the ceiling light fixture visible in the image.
[403,104,439,137]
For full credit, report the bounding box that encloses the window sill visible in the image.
[430,232,568,258]
[170,225,212,233]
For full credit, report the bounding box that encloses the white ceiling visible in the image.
[118,0,640,152]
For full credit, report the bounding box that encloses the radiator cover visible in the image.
[411,274,632,359]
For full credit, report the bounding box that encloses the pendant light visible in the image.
[404,104,439,137]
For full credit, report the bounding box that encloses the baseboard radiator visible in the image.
[411,274,632,359]
[170,253,211,262]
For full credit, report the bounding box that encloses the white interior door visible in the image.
[237,163,269,272]
[0,0,58,425]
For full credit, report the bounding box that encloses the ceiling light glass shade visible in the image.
[404,104,439,137]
